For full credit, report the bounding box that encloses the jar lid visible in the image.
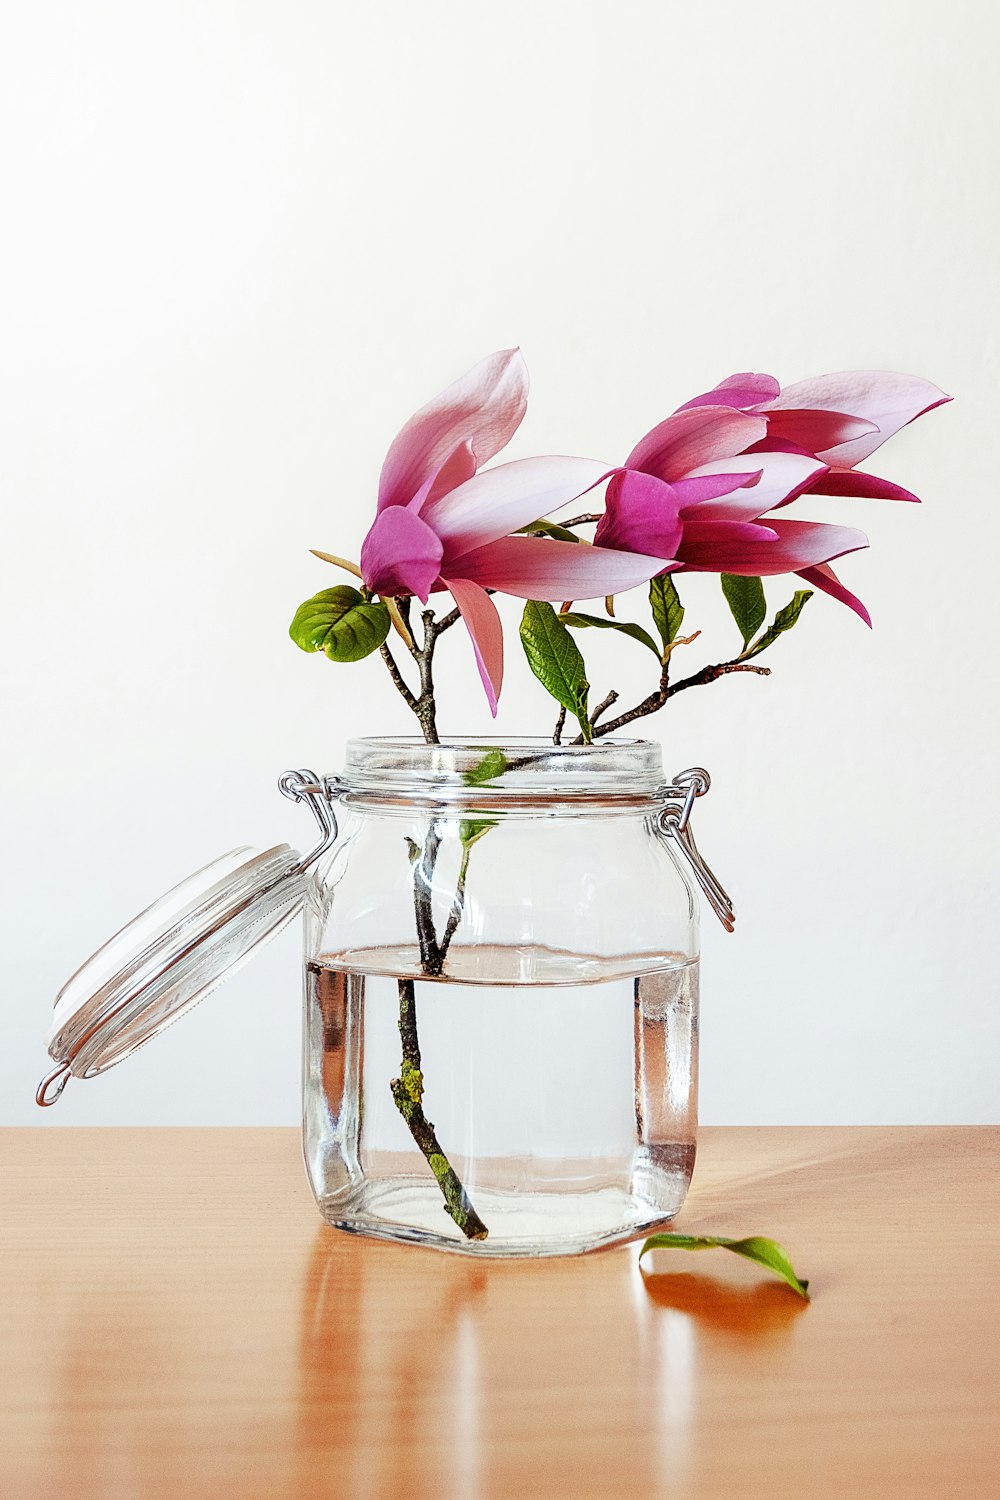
[36,771,340,1106]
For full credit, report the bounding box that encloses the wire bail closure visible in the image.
[278,768,343,872]
[36,1061,72,1108]
[656,768,736,933]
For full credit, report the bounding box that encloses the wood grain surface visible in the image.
[2,1126,997,1499]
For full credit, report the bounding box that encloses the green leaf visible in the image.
[516,519,583,543]
[459,817,498,848]
[559,611,661,659]
[742,589,814,661]
[462,749,509,786]
[289,587,391,663]
[649,575,684,651]
[720,574,767,650]
[519,602,592,740]
[638,1233,810,1299]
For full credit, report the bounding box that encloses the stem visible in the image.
[434,604,462,633]
[379,642,418,712]
[438,846,471,964]
[590,689,619,727]
[375,601,486,1234]
[377,601,453,744]
[411,823,443,972]
[552,706,567,745]
[390,980,488,1241]
[593,656,770,738]
[391,820,488,1238]
[413,610,440,744]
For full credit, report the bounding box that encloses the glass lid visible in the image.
[36,769,341,1106]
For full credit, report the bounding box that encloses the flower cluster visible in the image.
[294,349,948,722]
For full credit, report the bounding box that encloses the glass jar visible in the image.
[37,736,733,1259]
[302,737,714,1257]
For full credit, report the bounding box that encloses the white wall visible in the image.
[3,0,997,1126]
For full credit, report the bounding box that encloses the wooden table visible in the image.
[2,1128,997,1498]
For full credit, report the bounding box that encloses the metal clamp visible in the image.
[655,767,735,933]
[36,1062,71,1108]
[278,768,343,872]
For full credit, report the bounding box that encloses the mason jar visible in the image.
[301,737,724,1257]
[37,737,732,1259]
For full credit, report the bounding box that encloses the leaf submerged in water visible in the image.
[462,748,509,786]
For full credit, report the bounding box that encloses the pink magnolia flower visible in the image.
[595,371,949,625]
[360,349,664,711]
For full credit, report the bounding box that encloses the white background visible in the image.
[2,1,997,1126]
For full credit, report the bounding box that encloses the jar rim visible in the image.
[340,736,666,800]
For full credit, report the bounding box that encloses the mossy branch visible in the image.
[391,979,488,1241]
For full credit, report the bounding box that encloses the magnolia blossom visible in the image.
[595,371,950,624]
[360,349,664,711]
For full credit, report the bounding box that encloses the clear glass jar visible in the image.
[302,737,702,1258]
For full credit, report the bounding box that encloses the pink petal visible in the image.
[594,469,685,560]
[804,467,920,504]
[423,440,477,507]
[675,372,781,412]
[677,518,869,575]
[743,435,820,457]
[679,519,779,551]
[765,371,951,468]
[680,453,828,520]
[626,406,768,482]
[403,440,479,515]
[425,456,611,556]
[762,408,878,454]
[796,563,872,627]
[446,535,669,601]
[446,576,504,715]
[377,348,528,511]
[359,506,444,602]
[670,470,763,507]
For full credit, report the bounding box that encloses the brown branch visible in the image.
[379,642,418,712]
[434,604,462,633]
[438,846,471,964]
[668,659,771,697]
[590,689,619,726]
[391,980,488,1241]
[560,512,602,527]
[382,605,489,1238]
[552,706,567,745]
[593,657,770,738]
[411,824,443,972]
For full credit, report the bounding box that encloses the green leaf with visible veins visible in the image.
[742,589,814,660]
[459,817,498,848]
[720,574,767,650]
[639,1233,810,1299]
[516,519,583,543]
[289,587,391,663]
[462,749,509,786]
[519,602,592,741]
[649,575,684,651]
[559,611,661,659]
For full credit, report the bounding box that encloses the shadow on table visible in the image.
[639,1269,808,1342]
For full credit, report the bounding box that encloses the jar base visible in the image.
[315,1168,693,1258]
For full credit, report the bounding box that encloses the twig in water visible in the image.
[391,980,488,1241]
